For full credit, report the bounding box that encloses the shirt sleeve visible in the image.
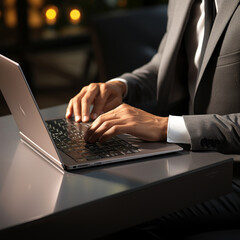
[167,115,191,144]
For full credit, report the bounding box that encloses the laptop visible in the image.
[0,54,182,170]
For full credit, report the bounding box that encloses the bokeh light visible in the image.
[69,8,81,24]
[44,5,58,25]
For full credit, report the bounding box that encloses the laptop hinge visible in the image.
[19,131,64,170]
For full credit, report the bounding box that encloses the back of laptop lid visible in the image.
[0,55,63,169]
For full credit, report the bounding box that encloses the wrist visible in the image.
[107,80,127,98]
[156,116,169,141]
[162,117,169,141]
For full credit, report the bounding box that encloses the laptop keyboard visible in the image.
[46,119,139,163]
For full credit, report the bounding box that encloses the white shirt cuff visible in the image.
[107,78,128,99]
[167,115,191,144]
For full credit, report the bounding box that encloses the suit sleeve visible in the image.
[183,114,240,154]
[120,33,167,113]
[119,1,176,114]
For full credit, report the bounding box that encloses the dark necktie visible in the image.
[199,0,216,67]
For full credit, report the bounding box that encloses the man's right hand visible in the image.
[65,81,126,122]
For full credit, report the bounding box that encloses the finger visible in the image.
[90,109,119,131]
[72,90,87,122]
[84,113,111,141]
[84,110,120,142]
[91,86,111,120]
[81,84,100,122]
[84,119,117,143]
[73,98,81,122]
[99,125,127,143]
[65,99,73,118]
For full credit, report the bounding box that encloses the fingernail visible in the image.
[83,116,88,122]
[75,116,81,122]
[65,110,70,117]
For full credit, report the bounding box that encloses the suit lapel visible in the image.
[194,0,240,97]
[157,0,193,107]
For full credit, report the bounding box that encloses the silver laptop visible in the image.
[0,54,182,170]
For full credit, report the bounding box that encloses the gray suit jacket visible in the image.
[121,0,240,153]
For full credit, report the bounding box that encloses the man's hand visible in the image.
[84,103,168,143]
[65,81,126,122]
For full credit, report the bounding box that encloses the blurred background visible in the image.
[0,0,168,116]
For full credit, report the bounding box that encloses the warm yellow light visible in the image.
[28,0,43,8]
[29,8,43,28]
[4,0,16,7]
[5,8,17,28]
[69,9,81,24]
[44,6,58,25]
[46,8,57,20]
